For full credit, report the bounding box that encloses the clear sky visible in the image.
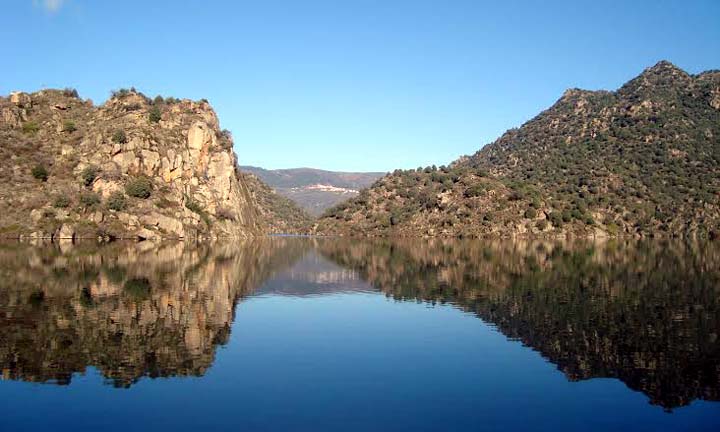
[2,1,719,172]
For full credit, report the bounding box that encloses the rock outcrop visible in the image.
[0,88,262,239]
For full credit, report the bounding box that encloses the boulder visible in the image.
[9,92,31,107]
[141,213,185,238]
[56,224,75,240]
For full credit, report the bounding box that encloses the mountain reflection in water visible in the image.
[0,238,718,412]
[0,240,308,387]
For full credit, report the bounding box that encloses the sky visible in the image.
[2,1,719,172]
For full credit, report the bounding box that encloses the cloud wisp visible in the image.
[33,0,65,14]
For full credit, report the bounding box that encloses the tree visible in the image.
[149,106,162,123]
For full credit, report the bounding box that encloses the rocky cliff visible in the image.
[0,88,262,240]
[317,61,720,238]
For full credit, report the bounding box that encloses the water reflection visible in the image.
[318,238,720,410]
[0,239,309,387]
[0,238,718,412]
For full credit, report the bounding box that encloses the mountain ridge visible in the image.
[318,61,720,238]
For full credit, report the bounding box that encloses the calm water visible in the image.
[0,238,719,431]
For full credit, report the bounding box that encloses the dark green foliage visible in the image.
[106,191,127,211]
[524,208,537,219]
[62,120,77,133]
[125,177,153,198]
[31,165,48,181]
[112,129,127,144]
[53,195,70,208]
[464,184,486,198]
[111,88,134,98]
[81,165,100,187]
[62,88,79,98]
[79,192,101,208]
[148,106,162,123]
[548,212,563,228]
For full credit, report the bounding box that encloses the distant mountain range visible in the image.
[240,166,385,216]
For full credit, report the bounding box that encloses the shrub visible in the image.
[31,165,49,181]
[106,191,127,211]
[53,195,70,208]
[508,191,523,201]
[549,212,563,228]
[22,122,39,134]
[63,120,77,133]
[148,106,162,123]
[111,88,131,98]
[184,196,203,214]
[81,165,100,187]
[125,177,153,198]
[185,195,211,225]
[63,88,79,98]
[153,95,164,105]
[112,129,127,144]
[464,184,486,198]
[524,208,537,219]
[561,210,572,223]
[80,192,101,208]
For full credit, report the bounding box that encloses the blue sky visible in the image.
[2,1,719,171]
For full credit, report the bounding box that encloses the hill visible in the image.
[0,88,262,240]
[240,166,385,216]
[317,61,720,238]
[239,171,314,234]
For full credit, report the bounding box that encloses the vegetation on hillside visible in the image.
[318,61,720,238]
[239,171,314,234]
